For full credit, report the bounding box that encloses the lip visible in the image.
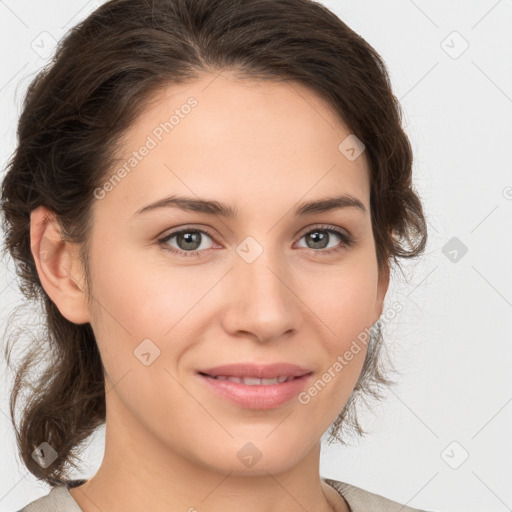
[197,363,311,379]
[196,363,313,410]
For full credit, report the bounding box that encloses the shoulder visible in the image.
[16,480,86,512]
[324,478,438,512]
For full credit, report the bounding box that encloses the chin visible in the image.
[190,433,314,477]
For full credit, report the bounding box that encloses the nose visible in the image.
[221,243,302,344]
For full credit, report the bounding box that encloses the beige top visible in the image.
[17,478,436,512]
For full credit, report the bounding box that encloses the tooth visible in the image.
[242,377,262,385]
[217,376,293,385]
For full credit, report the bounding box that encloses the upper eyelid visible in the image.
[297,223,351,238]
[160,224,351,246]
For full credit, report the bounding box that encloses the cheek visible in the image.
[88,241,175,332]
[299,259,378,400]
[86,269,202,446]
[305,258,379,341]
[87,245,209,379]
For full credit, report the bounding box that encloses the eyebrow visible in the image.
[133,193,367,218]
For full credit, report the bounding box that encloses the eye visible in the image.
[158,228,216,257]
[157,224,354,258]
[295,224,354,255]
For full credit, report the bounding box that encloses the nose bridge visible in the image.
[224,233,300,341]
[236,233,289,300]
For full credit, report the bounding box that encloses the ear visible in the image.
[30,205,91,325]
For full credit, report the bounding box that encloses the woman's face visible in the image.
[73,73,388,476]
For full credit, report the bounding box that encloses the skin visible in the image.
[30,71,389,512]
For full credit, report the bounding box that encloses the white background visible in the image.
[1,1,511,511]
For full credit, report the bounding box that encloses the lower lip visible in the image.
[197,373,312,410]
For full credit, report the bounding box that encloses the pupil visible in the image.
[308,231,328,249]
[179,231,200,250]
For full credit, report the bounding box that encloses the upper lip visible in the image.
[197,363,312,379]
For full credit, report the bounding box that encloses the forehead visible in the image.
[95,73,371,221]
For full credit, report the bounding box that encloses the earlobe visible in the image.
[30,205,91,325]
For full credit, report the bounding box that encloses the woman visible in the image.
[2,0,433,510]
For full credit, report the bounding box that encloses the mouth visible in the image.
[198,374,301,385]
[195,363,313,409]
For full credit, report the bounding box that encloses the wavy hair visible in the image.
[1,0,427,486]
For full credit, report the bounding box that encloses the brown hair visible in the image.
[1,0,427,486]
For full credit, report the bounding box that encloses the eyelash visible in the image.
[157,224,354,258]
